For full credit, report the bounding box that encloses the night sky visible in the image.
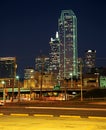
[0,0,105,78]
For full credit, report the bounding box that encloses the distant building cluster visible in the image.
[0,10,106,101]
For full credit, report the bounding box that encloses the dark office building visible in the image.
[0,57,16,78]
[84,50,96,73]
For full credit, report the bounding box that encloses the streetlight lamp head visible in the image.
[16,76,19,80]
[1,81,5,85]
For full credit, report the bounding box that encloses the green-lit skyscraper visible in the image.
[58,10,78,79]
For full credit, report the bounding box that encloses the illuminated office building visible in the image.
[58,10,78,79]
[49,32,59,74]
[24,68,35,79]
[35,56,50,73]
[24,67,35,88]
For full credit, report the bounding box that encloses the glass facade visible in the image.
[35,56,50,73]
[0,57,16,78]
[58,10,78,79]
[24,68,35,79]
[49,32,59,74]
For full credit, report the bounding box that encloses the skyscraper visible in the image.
[49,32,59,74]
[58,10,78,79]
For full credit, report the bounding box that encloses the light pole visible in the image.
[64,79,67,101]
[80,61,83,101]
[70,73,73,88]
[40,55,45,100]
[1,81,6,104]
[16,76,20,102]
[40,71,43,99]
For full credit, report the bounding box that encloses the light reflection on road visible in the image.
[25,106,106,111]
[0,115,106,130]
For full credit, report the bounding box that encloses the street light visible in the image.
[70,73,73,88]
[80,61,83,101]
[16,76,20,102]
[64,78,67,101]
[1,81,6,104]
[39,55,45,100]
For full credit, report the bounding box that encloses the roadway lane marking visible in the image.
[60,115,80,118]
[25,106,106,111]
[0,113,3,116]
[10,114,29,116]
[89,116,106,119]
[0,113,106,119]
[34,114,53,117]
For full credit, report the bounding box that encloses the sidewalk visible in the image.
[4,100,106,107]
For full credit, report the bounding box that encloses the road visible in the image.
[0,115,106,130]
[0,101,106,117]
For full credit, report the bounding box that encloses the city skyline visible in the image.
[0,0,105,78]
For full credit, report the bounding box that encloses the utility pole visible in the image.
[64,79,67,101]
[40,55,44,100]
[1,81,6,104]
[80,60,83,101]
[16,76,20,102]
